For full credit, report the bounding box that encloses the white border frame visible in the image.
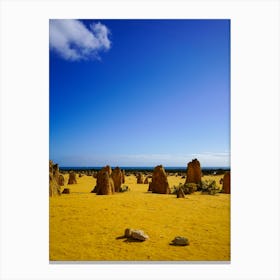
[1,0,279,279]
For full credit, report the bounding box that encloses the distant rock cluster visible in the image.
[51,158,230,197]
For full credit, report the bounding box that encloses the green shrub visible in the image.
[171,183,183,194]
[171,183,199,195]
[183,183,198,194]
[201,180,220,195]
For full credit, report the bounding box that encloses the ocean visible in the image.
[60,166,230,172]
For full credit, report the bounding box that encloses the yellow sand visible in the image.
[49,174,230,261]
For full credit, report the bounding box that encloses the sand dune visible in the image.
[49,174,230,261]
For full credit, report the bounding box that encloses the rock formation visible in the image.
[136,173,144,184]
[185,159,202,185]
[121,169,125,183]
[92,165,115,195]
[103,165,112,175]
[177,188,185,198]
[68,171,77,184]
[111,167,123,192]
[149,165,171,194]
[144,177,149,184]
[96,169,115,195]
[49,160,61,197]
[222,171,230,194]
[58,174,65,186]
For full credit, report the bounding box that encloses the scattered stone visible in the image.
[123,228,149,241]
[150,165,171,194]
[124,228,133,238]
[170,236,189,246]
[68,171,77,184]
[131,230,149,241]
[222,171,230,194]
[176,188,185,198]
[62,188,70,194]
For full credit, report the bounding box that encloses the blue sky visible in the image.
[49,19,230,167]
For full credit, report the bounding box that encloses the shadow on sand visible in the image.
[116,235,145,243]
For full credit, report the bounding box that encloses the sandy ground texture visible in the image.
[49,174,230,261]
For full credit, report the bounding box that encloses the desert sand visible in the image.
[49,173,230,261]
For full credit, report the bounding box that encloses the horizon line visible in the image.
[59,165,230,169]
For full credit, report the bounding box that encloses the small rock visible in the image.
[131,230,149,241]
[124,228,133,238]
[124,228,149,241]
[177,188,185,198]
[170,236,189,246]
[62,188,70,194]
[120,185,130,192]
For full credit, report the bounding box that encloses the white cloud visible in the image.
[190,152,230,167]
[57,152,230,167]
[49,19,111,61]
